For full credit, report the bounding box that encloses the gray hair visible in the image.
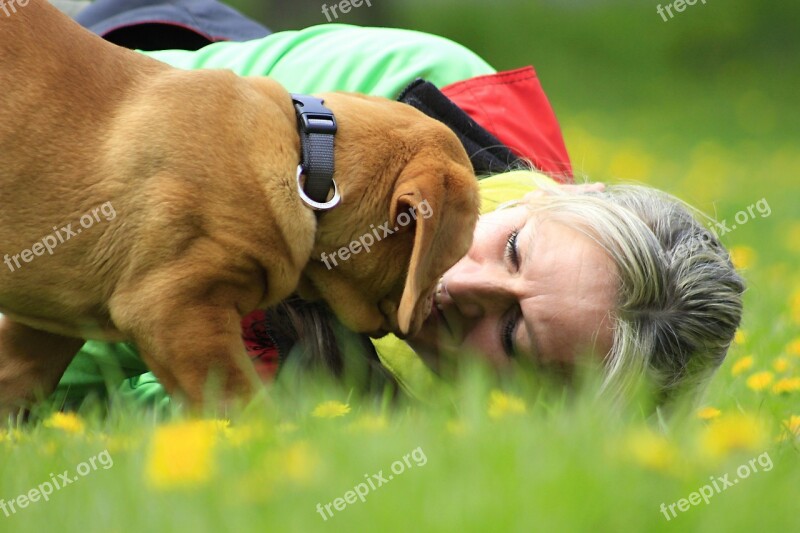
[514,174,745,406]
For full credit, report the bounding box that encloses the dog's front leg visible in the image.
[0,316,85,414]
[120,302,261,409]
[109,266,270,409]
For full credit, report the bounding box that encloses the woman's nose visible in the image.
[443,258,511,320]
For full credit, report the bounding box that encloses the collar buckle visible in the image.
[293,94,338,134]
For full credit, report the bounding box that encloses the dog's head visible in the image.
[296,93,479,338]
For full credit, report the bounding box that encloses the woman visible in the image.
[53,1,744,409]
[406,175,745,405]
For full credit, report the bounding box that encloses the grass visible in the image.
[2,2,799,532]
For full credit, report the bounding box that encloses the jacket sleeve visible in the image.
[116,372,172,412]
[53,340,151,406]
[142,23,495,98]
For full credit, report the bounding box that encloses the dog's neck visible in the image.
[3,1,168,122]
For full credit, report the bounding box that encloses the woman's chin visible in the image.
[406,318,457,375]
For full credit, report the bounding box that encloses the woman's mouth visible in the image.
[432,279,453,335]
[407,280,462,373]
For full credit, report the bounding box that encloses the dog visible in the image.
[0,0,479,409]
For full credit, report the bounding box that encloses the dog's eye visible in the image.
[504,229,520,270]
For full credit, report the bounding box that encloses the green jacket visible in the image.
[54,24,494,408]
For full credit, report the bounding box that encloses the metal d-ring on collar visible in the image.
[295,164,340,210]
[291,94,341,211]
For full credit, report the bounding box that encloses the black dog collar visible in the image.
[291,94,340,211]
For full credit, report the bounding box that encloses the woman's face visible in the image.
[407,190,618,374]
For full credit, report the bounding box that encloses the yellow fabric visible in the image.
[371,171,556,397]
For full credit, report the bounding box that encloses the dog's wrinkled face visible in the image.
[296,93,480,338]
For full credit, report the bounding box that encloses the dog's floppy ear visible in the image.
[390,184,437,335]
[390,157,468,336]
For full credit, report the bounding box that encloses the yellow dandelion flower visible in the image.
[786,338,800,358]
[697,407,721,420]
[238,441,321,504]
[731,355,754,377]
[625,428,676,472]
[729,245,756,270]
[772,357,790,373]
[347,415,387,433]
[256,441,320,487]
[487,390,527,420]
[222,423,265,447]
[701,413,768,457]
[42,412,85,434]
[746,371,774,392]
[145,420,219,489]
[212,419,263,447]
[311,401,351,419]
[733,330,747,345]
[780,415,800,440]
[281,441,319,484]
[772,377,800,395]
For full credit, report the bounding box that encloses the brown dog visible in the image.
[0,1,479,409]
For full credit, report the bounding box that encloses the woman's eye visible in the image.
[501,306,521,358]
[504,229,520,270]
